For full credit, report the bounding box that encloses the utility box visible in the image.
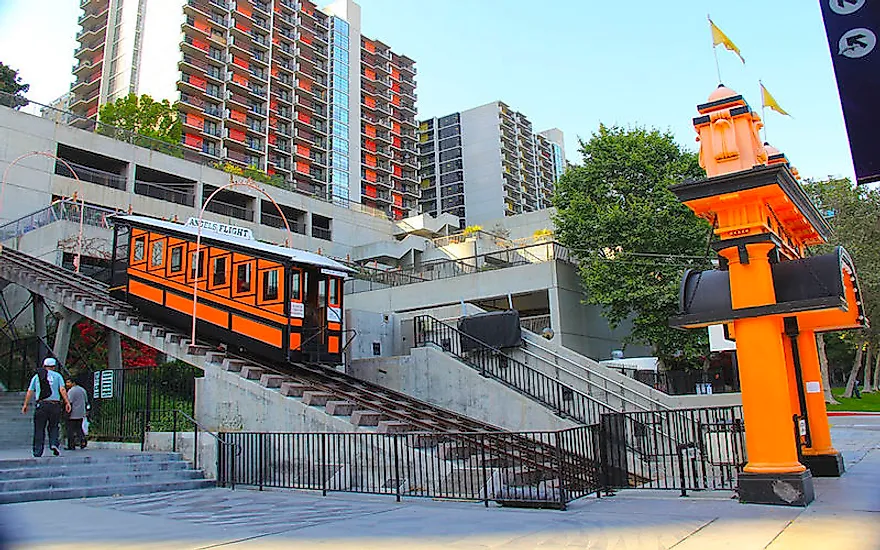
[457,310,522,352]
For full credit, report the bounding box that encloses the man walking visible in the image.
[21,358,71,457]
[64,378,88,450]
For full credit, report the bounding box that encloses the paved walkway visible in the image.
[2,418,878,549]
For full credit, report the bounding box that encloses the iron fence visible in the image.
[0,336,54,391]
[218,425,601,509]
[87,363,199,442]
[413,315,615,425]
[599,406,745,493]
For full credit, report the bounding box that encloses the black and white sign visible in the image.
[839,27,877,58]
[99,370,114,399]
[830,0,866,16]
[92,371,101,399]
[289,301,304,318]
[186,218,254,240]
[820,1,880,184]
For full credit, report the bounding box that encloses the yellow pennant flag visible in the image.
[761,83,790,116]
[709,17,745,64]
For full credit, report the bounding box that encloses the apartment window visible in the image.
[213,256,227,286]
[206,83,221,97]
[439,136,461,151]
[333,46,348,64]
[236,263,252,293]
[332,89,348,108]
[440,171,463,185]
[438,113,460,127]
[438,125,460,140]
[440,159,463,173]
[333,137,349,154]
[333,124,348,139]
[332,107,349,124]
[332,154,349,171]
[262,269,279,301]
[441,183,463,196]
[439,148,461,162]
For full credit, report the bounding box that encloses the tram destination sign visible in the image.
[186,218,254,240]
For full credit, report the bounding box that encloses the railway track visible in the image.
[0,246,602,491]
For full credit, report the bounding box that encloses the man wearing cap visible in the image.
[21,358,71,457]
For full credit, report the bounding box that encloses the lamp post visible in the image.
[1,151,85,272]
[189,178,294,352]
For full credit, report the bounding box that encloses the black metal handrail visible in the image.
[413,315,616,424]
[217,425,601,508]
[144,408,241,484]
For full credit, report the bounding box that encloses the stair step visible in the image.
[240,366,265,380]
[0,469,205,493]
[0,459,189,480]
[223,359,247,372]
[302,391,334,406]
[0,452,183,470]
[0,479,216,505]
[260,374,286,389]
[377,421,412,434]
[280,382,313,397]
[325,400,356,416]
[350,410,384,426]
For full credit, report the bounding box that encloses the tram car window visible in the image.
[108,215,354,365]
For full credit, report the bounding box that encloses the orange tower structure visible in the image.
[669,86,867,506]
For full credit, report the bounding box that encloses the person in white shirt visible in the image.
[21,358,71,457]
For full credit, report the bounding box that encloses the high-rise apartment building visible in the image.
[69,0,418,219]
[418,101,564,228]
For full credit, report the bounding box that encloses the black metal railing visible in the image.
[413,315,615,425]
[218,425,601,508]
[599,406,745,493]
[144,408,241,478]
[0,336,61,391]
[54,160,128,190]
[87,363,199,442]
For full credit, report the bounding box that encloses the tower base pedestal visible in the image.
[738,470,815,507]
[801,452,845,477]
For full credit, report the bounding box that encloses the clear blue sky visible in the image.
[0,0,855,182]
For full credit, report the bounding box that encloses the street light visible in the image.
[189,178,294,352]
[1,151,85,272]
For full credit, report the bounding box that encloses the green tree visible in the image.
[803,177,880,398]
[0,61,30,109]
[553,125,711,369]
[98,93,182,146]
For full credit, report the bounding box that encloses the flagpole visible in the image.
[709,15,722,84]
[759,81,768,143]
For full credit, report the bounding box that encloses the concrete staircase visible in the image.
[0,392,31,450]
[0,452,214,504]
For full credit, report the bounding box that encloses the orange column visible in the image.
[721,242,805,475]
[797,330,837,457]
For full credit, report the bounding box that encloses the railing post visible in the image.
[480,434,489,508]
[172,410,178,453]
[259,432,265,491]
[554,432,567,510]
[217,433,224,488]
[393,433,401,503]
[194,421,200,471]
[321,433,327,497]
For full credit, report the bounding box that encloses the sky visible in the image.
[0,0,857,182]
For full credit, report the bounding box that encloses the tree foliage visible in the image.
[553,125,710,369]
[0,61,30,109]
[803,177,880,395]
[98,93,182,146]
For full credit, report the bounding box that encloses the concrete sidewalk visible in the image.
[2,418,878,549]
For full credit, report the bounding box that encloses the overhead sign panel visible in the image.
[820,0,880,184]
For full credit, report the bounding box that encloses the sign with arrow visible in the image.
[821,1,880,184]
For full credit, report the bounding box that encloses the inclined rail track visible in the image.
[0,247,603,484]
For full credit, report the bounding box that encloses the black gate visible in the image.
[88,363,200,442]
[600,406,745,493]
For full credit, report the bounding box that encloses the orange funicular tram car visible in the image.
[109,215,354,365]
